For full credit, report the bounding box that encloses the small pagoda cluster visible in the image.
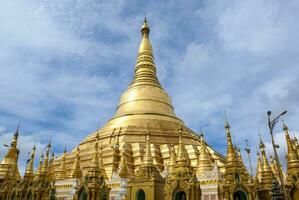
[0,126,55,200]
[0,128,110,200]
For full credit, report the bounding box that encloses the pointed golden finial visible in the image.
[141,17,150,38]
[258,135,275,188]
[196,134,213,176]
[68,146,82,179]
[11,121,21,148]
[256,150,262,180]
[55,149,67,180]
[48,151,55,181]
[87,133,100,178]
[176,125,189,167]
[142,128,154,166]
[282,122,299,178]
[24,145,36,180]
[224,110,230,129]
[224,113,237,162]
[35,153,44,180]
[42,140,51,176]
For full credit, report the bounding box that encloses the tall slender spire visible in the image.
[88,134,100,177]
[55,148,67,180]
[48,152,55,181]
[130,18,160,88]
[35,153,44,180]
[11,121,20,148]
[68,147,82,179]
[42,141,51,177]
[113,18,177,120]
[142,130,154,166]
[24,145,36,180]
[224,119,238,164]
[236,147,249,177]
[196,135,213,176]
[283,123,299,179]
[256,151,262,181]
[176,126,189,168]
[0,122,21,180]
[269,155,279,180]
[259,136,275,189]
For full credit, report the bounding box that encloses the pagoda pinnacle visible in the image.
[68,147,82,179]
[142,130,154,166]
[42,141,51,176]
[196,135,214,176]
[113,18,177,120]
[256,151,262,181]
[283,123,299,179]
[259,136,275,188]
[11,121,20,148]
[176,126,189,167]
[24,145,36,180]
[224,119,237,163]
[55,148,67,180]
[130,18,160,88]
[35,153,44,180]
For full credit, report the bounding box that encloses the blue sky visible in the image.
[1,0,299,174]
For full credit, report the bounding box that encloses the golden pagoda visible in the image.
[222,119,256,200]
[3,19,299,200]
[257,136,276,199]
[283,123,299,200]
[51,18,226,199]
[0,124,21,182]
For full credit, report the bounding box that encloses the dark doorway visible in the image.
[174,191,187,200]
[136,189,145,200]
[233,190,247,200]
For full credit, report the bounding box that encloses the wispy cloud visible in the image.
[0,0,299,175]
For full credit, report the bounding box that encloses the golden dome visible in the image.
[53,19,225,179]
[112,18,178,122]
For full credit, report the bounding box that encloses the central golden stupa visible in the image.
[53,19,225,178]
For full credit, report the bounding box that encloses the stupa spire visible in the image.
[176,126,189,167]
[259,136,275,188]
[68,147,82,179]
[196,134,213,176]
[24,145,36,180]
[35,153,44,180]
[142,130,154,166]
[0,122,21,181]
[55,148,67,180]
[283,123,299,179]
[42,141,51,177]
[130,18,160,88]
[113,18,177,120]
[224,119,238,163]
[256,151,262,181]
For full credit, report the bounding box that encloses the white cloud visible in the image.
[0,0,299,175]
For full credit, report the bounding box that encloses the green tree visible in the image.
[271,180,284,200]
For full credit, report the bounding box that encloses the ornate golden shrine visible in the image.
[0,19,299,200]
